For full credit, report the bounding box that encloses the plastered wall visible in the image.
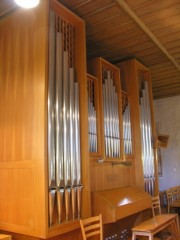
[154,95,180,191]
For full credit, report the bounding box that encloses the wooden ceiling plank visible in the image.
[86,14,134,38]
[152,26,180,41]
[115,0,180,71]
[152,71,178,78]
[152,79,180,88]
[58,0,87,9]
[87,34,151,57]
[84,2,116,18]
[151,66,178,73]
[153,92,180,99]
[131,0,180,17]
[87,27,144,48]
[149,62,175,70]
[152,73,180,82]
[73,0,114,16]
[146,15,180,33]
[72,0,93,9]
[153,84,180,93]
[85,6,122,25]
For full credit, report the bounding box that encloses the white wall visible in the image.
[154,95,180,191]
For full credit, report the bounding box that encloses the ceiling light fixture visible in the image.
[15,0,40,9]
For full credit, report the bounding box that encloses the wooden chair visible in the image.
[152,195,161,217]
[177,186,180,200]
[166,189,180,214]
[171,187,178,201]
[80,214,103,240]
[151,195,173,240]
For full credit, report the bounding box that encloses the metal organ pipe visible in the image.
[48,10,82,225]
[87,78,98,153]
[102,69,120,158]
[122,93,132,155]
[139,74,155,195]
[48,10,56,226]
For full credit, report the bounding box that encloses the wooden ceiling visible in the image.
[1,0,180,99]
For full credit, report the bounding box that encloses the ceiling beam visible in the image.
[115,0,180,72]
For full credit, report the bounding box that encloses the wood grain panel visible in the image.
[90,161,135,192]
[0,0,48,237]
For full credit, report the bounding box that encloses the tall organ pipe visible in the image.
[123,100,132,155]
[48,11,82,225]
[63,51,71,187]
[56,30,65,224]
[48,10,56,226]
[139,78,154,195]
[48,10,56,189]
[55,31,64,188]
[103,70,120,158]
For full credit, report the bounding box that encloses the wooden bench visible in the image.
[132,214,179,240]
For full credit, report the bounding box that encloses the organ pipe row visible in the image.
[48,10,82,226]
[138,71,155,195]
[88,78,97,153]
[122,92,132,155]
[102,68,120,158]
[87,62,134,159]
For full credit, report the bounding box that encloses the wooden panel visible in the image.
[0,165,35,228]
[90,160,135,192]
[0,1,48,237]
[116,60,144,189]
[92,186,152,224]
[0,229,83,240]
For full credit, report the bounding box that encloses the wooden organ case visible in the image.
[87,58,158,239]
[116,59,158,195]
[0,0,158,239]
[0,1,90,240]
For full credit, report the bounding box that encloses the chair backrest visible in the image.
[152,195,161,217]
[171,186,178,200]
[166,189,173,213]
[177,186,180,200]
[80,214,103,240]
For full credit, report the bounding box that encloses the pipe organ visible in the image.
[0,0,159,239]
[48,8,83,225]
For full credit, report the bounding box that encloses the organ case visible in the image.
[88,57,124,162]
[0,0,90,239]
[116,59,158,195]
